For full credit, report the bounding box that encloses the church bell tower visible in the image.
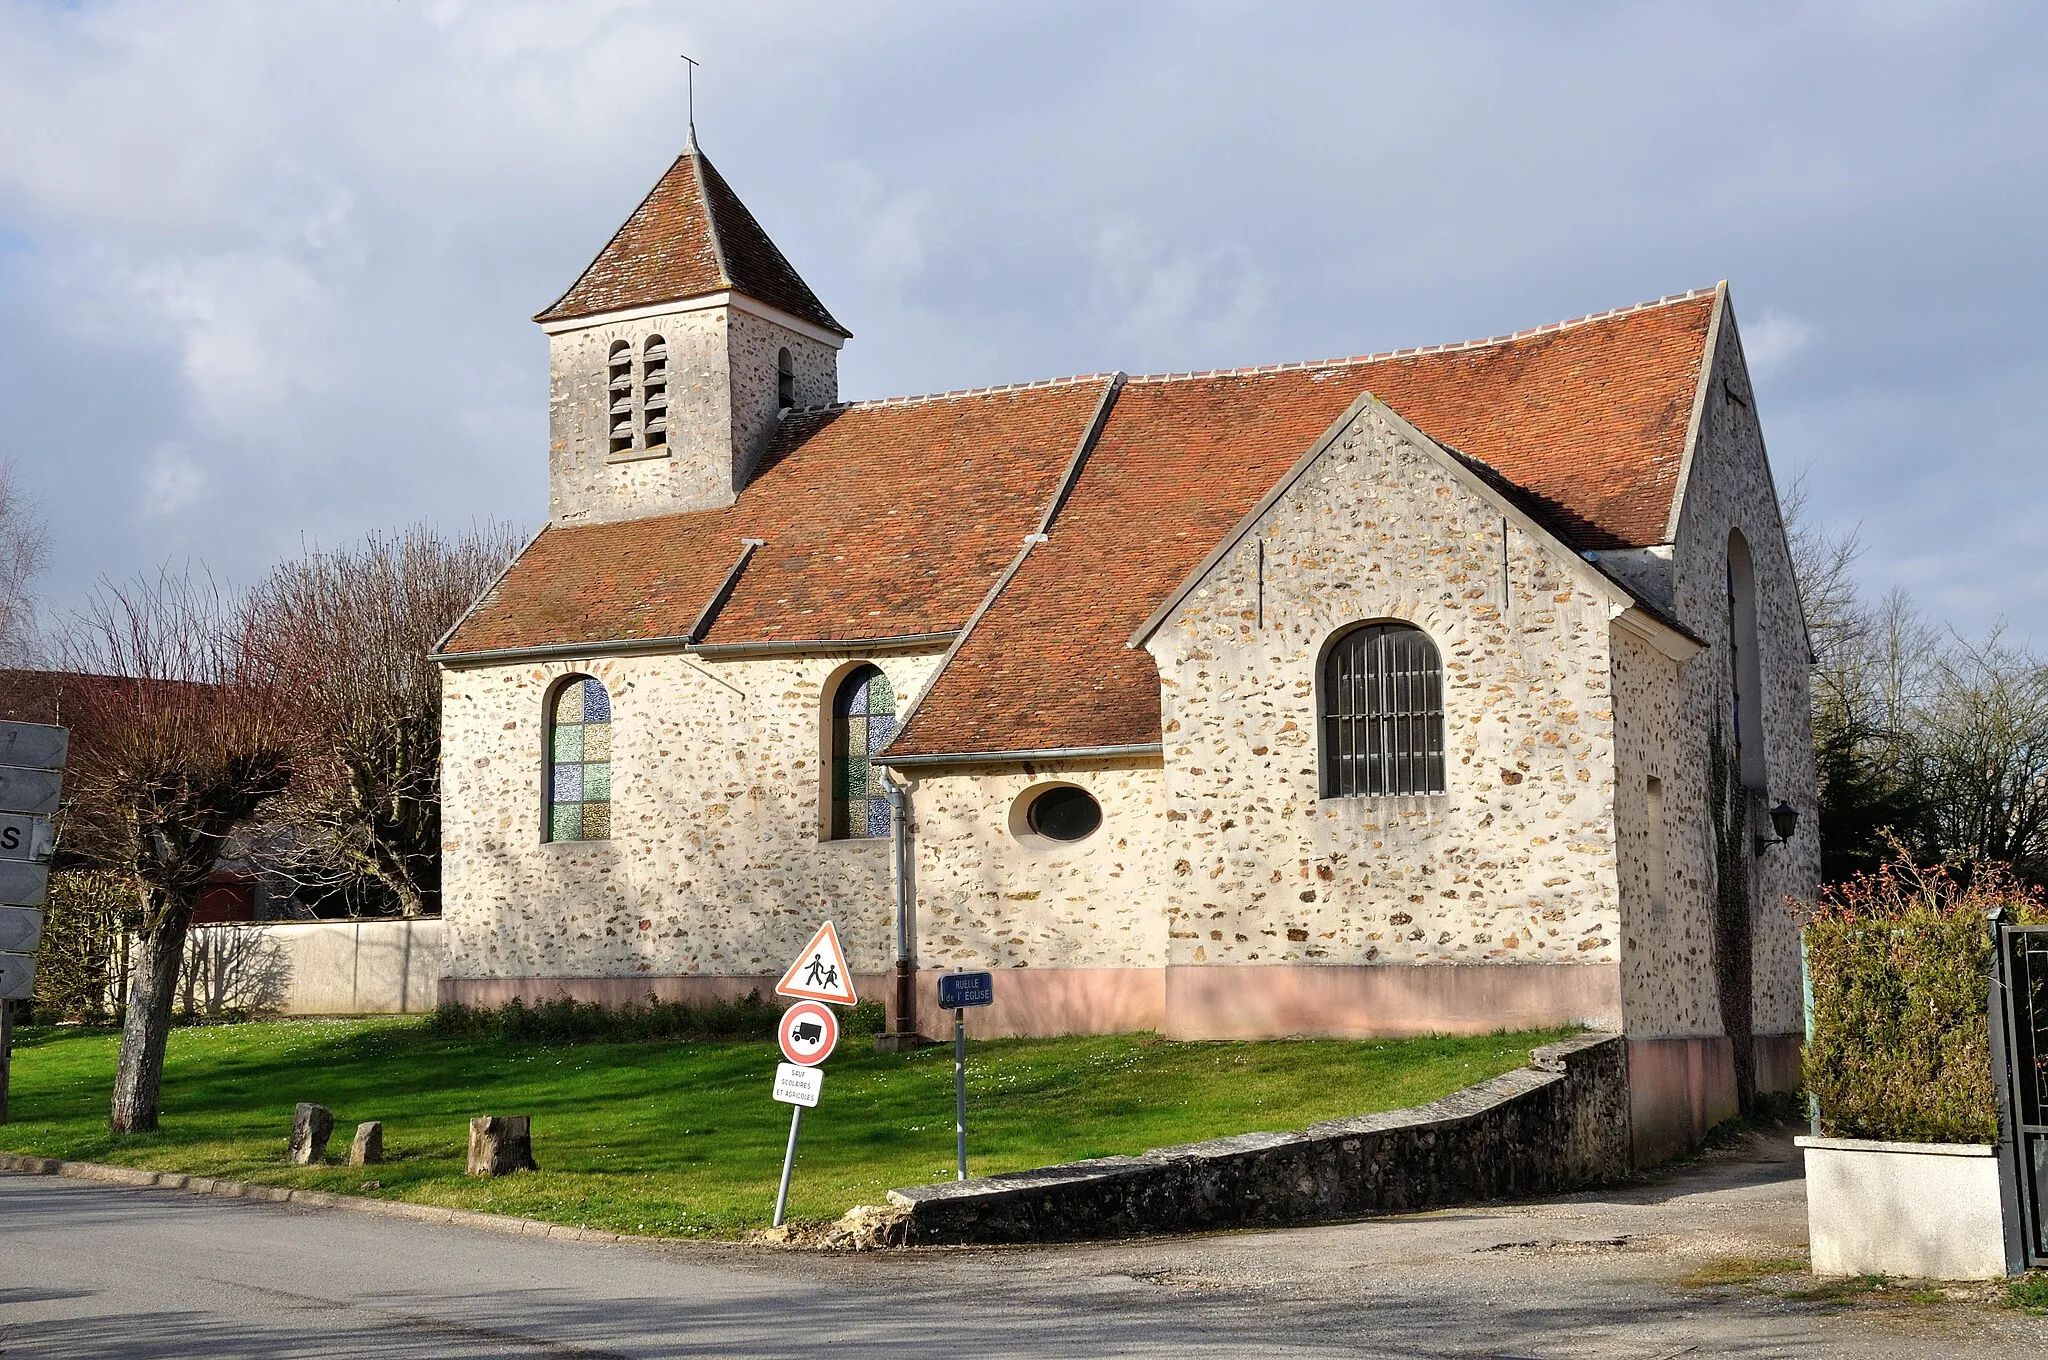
[533,140,849,526]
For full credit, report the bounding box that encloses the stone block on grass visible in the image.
[350,1121,384,1167]
[467,1115,537,1177]
[289,1103,333,1165]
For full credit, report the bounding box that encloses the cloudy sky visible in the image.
[2,1,2044,642]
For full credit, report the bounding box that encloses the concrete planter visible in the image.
[1797,1135,2010,1280]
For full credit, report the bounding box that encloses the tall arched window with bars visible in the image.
[830,665,895,839]
[547,675,613,841]
[1320,622,1446,798]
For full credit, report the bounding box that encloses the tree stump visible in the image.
[289,1103,333,1165]
[466,1115,537,1176]
[349,1121,384,1167]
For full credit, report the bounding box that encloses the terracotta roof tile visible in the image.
[442,381,1112,655]
[888,291,1716,757]
[535,149,847,335]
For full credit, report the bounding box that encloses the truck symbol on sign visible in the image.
[791,1020,824,1046]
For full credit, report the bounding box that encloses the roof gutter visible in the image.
[877,742,1163,771]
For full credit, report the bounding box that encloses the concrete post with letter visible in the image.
[0,720,68,1124]
[938,970,994,1179]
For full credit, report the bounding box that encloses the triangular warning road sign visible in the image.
[775,920,858,1006]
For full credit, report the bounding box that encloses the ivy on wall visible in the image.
[1707,725,1758,1115]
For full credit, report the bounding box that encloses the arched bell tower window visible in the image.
[1320,622,1446,798]
[640,335,668,451]
[606,341,633,454]
[829,664,895,839]
[777,347,796,411]
[547,675,612,841]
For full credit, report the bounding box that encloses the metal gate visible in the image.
[1991,920,2048,1269]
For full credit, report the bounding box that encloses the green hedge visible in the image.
[1805,855,2043,1144]
[428,993,887,1045]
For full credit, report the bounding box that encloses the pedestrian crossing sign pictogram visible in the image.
[775,920,858,1006]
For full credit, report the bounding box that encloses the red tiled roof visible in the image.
[450,288,1719,757]
[887,290,1717,756]
[441,381,1113,654]
[535,149,847,335]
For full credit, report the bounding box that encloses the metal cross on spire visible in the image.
[681,53,699,149]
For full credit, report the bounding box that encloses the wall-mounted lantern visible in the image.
[1755,800,1799,856]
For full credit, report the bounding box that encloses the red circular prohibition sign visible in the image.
[777,1000,840,1067]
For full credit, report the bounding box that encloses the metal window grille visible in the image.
[1321,623,1445,798]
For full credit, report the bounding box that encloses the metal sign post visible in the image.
[938,971,995,1180]
[770,1062,824,1227]
[766,924,854,1229]
[0,720,66,1125]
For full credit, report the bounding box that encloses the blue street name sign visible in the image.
[939,971,994,1009]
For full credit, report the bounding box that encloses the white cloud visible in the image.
[141,444,207,520]
[1743,310,1818,379]
[1086,219,1267,364]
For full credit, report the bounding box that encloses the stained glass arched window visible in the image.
[1320,622,1446,798]
[548,675,612,841]
[830,665,895,839]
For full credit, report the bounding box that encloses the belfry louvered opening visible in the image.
[640,335,668,450]
[606,341,634,454]
[1320,622,1446,798]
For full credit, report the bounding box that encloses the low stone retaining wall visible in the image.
[882,1032,1628,1245]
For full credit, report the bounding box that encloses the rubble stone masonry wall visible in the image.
[440,648,944,987]
[1141,402,1628,1026]
[547,303,837,526]
[904,760,1172,974]
[1610,625,1721,1035]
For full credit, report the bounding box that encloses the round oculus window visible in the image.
[1026,785,1102,842]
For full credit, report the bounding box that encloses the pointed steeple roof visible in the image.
[535,147,848,335]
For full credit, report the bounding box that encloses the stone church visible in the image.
[435,138,1818,1163]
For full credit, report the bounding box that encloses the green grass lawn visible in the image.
[0,1018,1573,1238]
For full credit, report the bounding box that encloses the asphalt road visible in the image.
[3,1133,2043,1359]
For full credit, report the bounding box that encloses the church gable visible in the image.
[1139,399,1636,978]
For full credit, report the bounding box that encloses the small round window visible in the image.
[1026,785,1102,842]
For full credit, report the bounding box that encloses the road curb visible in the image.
[0,1150,700,1249]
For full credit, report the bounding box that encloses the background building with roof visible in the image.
[435,137,1817,1164]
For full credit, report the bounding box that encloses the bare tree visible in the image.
[57,568,294,1133]
[1783,477,1932,879]
[1918,629,2048,883]
[0,459,50,666]
[247,523,521,917]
